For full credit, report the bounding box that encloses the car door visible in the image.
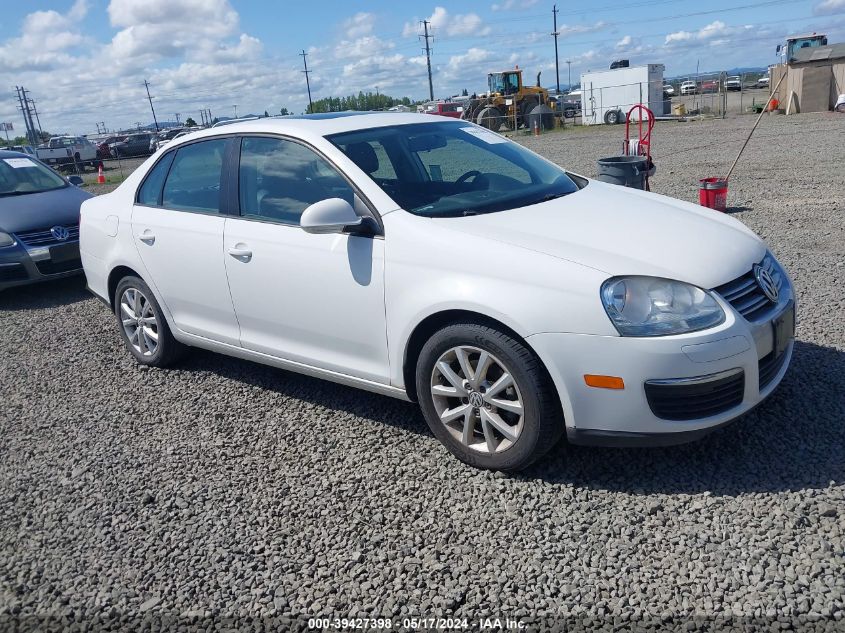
[131,137,240,345]
[223,135,389,383]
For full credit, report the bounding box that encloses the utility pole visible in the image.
[174,113,180,125]
[300,50,313,113]
[232,104,238,119]
[566,60,572,90]
[552,5,560,94]
[16,86,37,146]
[421,20,434,101]
[26,93,43,139]
[143,79,159,132]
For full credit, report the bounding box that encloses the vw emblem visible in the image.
[753,265,779,304]
[469,392,484,408]
[50,226,70,241]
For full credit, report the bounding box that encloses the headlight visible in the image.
[601,276,725,336]
[0,231,16,248]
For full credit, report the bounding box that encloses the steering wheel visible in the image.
[455,170,482,185]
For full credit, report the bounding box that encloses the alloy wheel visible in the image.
[430,346,524,454]
[119,287,159,357]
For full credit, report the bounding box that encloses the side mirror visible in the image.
[68,175,84,186]
[300,198,362,234]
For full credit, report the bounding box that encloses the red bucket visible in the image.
[699,178,728,212]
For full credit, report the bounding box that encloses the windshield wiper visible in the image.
[0,191,33,197]
[532,192,570,205]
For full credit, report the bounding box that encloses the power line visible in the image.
[421,20,434,101]
[300,49,313,113]
[143,79,159,132]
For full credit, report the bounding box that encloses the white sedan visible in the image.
[80,113,794,471]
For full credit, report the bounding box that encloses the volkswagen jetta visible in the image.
[80,113,794,470]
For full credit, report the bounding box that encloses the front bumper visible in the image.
[528,285,795,447]
[0,238,83,291]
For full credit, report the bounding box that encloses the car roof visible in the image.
[169,112,451,147]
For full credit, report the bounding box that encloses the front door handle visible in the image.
[228,246,253,261]
[138,230,155,245]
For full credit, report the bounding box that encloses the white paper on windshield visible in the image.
[460,126,507,144]
[3,158,36,168]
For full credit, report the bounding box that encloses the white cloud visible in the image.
[556,22,607,38]
[491,0,539,11]
[342,12,375,39]
[665,20,752,46]
[403,7,491,38]
[0,0,89,69]
[616,35,633,48]
[814,0,845,14]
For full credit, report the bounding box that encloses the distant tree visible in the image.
[184,117,197,127]
[307,92,414,114]
[461,88,468,96]
[264,110,269,117]
[280,107,289,116]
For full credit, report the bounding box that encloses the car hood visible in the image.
[0,185,92,233]
[434,180,765,289]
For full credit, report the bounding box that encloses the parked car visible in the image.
[80,113,795,471]
[2,145,35,155]
[156,130,191,152]
[35,136,97,168]
[680,81,697,96]
[96,135,124,159]
[110,133,154,157]
[555,96,581,118]
[755,76,770,89]
[662,84,675,97]
[0,150,90,291]
[150,128,185,153]
[701,80,720,93]
[724,76,742,91]
[425,102,463,118]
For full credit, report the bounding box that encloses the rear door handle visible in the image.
[228,246,253,261]
[138,230,155,245]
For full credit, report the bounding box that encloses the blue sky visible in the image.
[1,0,843,135]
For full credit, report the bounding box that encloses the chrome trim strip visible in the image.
[645,366,744,387]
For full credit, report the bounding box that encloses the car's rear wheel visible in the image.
[114,276,185,367]
[416,323,562,471]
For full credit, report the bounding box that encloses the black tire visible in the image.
[476,106,503,131]
[415,323,563,471]
[604,109,622,125]
[564,107,576,119]
[114,275,186,367]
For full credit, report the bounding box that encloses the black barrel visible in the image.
[596,156,648,190]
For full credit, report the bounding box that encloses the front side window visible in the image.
[238,136,354,225]
[328,121,579,218]
[161,139,226,213]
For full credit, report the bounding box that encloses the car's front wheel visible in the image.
[416,323,563,471]
[114,276,185,367]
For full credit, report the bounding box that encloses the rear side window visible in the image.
[162,139,226,214]
[137,152,175,206]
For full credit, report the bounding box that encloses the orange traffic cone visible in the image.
[97,164,105,184]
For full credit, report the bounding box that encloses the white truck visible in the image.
[35,136,98,169]
[580,64,665,125]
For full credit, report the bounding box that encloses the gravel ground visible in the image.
[1,113,843,631]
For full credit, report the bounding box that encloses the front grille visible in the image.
[714,254,783,322]
[645,369,745,421]
[35,258,82,276]
[14,224,80,247]
[0,263,28,282]
[758,350,788,391]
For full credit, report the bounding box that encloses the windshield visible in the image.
[0,156,67,196]
[327,121,579,218]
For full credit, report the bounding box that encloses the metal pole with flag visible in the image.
[1,122,13,143]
